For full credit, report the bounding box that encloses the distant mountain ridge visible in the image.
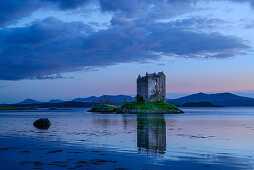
[13,93,254,107]
[49,99,64,103]
[72,95,135,103]
[17,99,42,104]
[167,92,254,106]
[15,95,136,105]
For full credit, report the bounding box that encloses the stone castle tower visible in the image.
[137,72,166,102]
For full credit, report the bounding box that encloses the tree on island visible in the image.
[135,94,144,102]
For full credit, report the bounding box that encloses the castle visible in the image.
[137,72,166,102]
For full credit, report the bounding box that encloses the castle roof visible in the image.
[158,72,164,76]
[146,73,154,77]
[137,72,164,79]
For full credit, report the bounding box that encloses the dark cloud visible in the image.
[43,0,92,10]
[98,0,254,18]
[0,18,93,80]
[98,0,254,20]
[1,0,254,27]
[0,0,92,26]
[145,22,250,58]
[150,32,246,58]
[0,17,250,80]
[99,0,152,17]
[167,18,225,30]
[99,0,200,20]
[0,0,42,26]
[0,0,253,80]
[0,0,210,27]
[230,0,254,7]
[245,21,254,29]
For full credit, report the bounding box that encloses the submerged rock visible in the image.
[33,118,51,129]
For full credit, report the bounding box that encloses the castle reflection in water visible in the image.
[137,114,166,154]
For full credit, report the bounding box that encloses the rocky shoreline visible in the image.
[119,109,183,114]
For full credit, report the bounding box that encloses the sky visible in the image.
[0,0,254,103]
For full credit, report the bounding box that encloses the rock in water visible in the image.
[33,118,51,129]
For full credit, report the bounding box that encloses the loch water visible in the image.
[0,107,254,169]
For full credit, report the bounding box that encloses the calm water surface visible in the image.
[1,107,254,169]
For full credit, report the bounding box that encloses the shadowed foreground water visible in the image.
[0,107,254,169]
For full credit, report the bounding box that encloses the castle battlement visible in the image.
[137,72,166,102]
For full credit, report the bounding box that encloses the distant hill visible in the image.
[167,92,254,106]
[17,99,42,104]
[9,101,94,108]
[72,96,98,102]
[179,102,222,107]
[11,95,135,107]
[72,95,135,103]
[49,99,64,103]
[12,93,254,107]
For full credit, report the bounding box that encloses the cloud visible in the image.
[99,0,200,20]
[245,20,254,29]
[145,21,250,58]
[0,18,93,80]
[43,0,92,10]
[98,0,153,17]
[0,0,93,26]
[97,0,254,20]
[163,17,225,31]
[0,0,42,26]
[0,17,250,80]
[0,0,215,27]
[1,0,254,27]
[230,0,254,7]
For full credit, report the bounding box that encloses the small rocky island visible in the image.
[89,72,183,114]
[89,101,183,114]
[120,101,183,114]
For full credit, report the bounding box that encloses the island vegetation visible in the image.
[120,101,183,114]
[88,104,120,113]
[0,106,35,110]
[89,95,183,114]
[0,106,71,111]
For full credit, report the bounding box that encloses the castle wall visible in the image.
[137,77,148,100]
[158,74,166,101]
[147,77,156,98]
[137,72,166,102]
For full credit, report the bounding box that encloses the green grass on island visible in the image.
[89,101,183,113]
[0,106,35,110]
[121,101,179,111]
[89,104,120,112]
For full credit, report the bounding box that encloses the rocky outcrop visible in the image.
[146,93,165,102]
[88,104,120,113]
[33,118,51,129]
